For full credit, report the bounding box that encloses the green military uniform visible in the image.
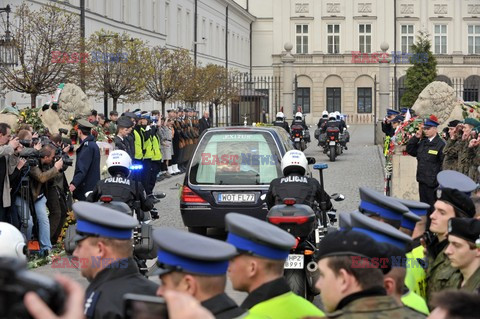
[442,138,461,171]
[401,289,429,315]
[467,144,480,182]
[425,240,462,305]
[457,140,471,175]
[405,245,427,299]
[460,267,480,294]
[324,295,425,318]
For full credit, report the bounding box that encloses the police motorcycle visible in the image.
[273,111,290,134]
[64,151,165,276]
[321,112,344,162]
[291,112,310,151]
[266,156,344,301]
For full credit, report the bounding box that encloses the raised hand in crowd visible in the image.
[415,125,423,139]
[54,158,64,171]
[8,136,19,149]
[16,157,27,170]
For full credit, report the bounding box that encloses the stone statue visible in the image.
[412,81,479,129]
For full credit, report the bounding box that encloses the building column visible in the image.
[281,42,295,119]
[378,42,391,120]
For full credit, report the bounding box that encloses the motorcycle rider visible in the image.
[291,112,308,130]
[265,150,332,212]
[321,112,341,133]
[273,112,290,134]
[335,111,347,132]
[86,150,155,220]
[317,111,329,146]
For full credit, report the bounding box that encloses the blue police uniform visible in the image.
[72,202,158,319]
[71,120,100,200]
[152,227,248,319]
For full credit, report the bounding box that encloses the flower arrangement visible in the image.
[461,102,480,119]
[18,108,45,132]
[393,117,424,145]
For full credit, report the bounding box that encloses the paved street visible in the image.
[32,124,384,307]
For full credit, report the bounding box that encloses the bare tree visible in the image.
[0,3,81,107]
[145,47,192,115]
[87,30,149,111]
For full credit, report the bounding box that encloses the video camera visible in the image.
[0,257,65,318]
[18,148,41,167]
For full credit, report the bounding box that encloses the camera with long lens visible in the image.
[0,257,65,319]
[18,148,41,167]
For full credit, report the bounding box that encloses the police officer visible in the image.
[317,110,329,129]
[358,187,409,229]
[425,187,476,304]
[321,112,341,134]
[69,119,100,201]
[152,227,249,319]
[113,116,135,159]
[72,201,158,319]
[406,118,445,211]
[265,150,332,211]
[273,112,290,133]
[315,229,423,318]
[291,111,308,130]
[382,108,400,137]
[225,213,324,318]
[445,218,480,293]
[86,150,154,219]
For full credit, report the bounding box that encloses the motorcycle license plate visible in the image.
[218,193,255,203]
[284,254,304,269]
[294,138,300,142]
[329,141,336,146]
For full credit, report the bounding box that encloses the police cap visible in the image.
[225,213,295,260]
[116,116,134,128]
[387,109,400,116]
[359,187,409,222]
[391,115,405,123]
[394,198,430,217]
[401,211,421,231]
[350,210,412,250]
[73,201,138,242]
[436,188,475,218]
[76,119,94,129]
[338,211,352,230]
[448,218,480,244]
[152,227,237,276]
[123,112,137,119]
[423,118,439,128]
[437,170,477,194]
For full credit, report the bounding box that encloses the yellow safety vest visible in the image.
[402,289,429,315]
[249,292,324,319]
[405,245,427,300]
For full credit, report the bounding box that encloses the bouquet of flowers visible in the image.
[19,108,45,132]
[393,117,423,145]
[462,102,480,119]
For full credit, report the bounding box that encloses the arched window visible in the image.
[435,75,452,87]
[464,75,480,102]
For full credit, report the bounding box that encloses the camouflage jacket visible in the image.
[442,138,460,171]
[425,240,462,305]
[457,140,473,175]
[324,295,425,318]
[460,266,480,294]
[467,145,480,183]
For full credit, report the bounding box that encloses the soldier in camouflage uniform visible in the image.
[457,119,480,176]
[425,187,476,305]
[467,127,480,183]
[442,120,461,171]
[314,230,425,318]
[445,218,480,294]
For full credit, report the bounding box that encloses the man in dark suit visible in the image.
[198,111,210,135]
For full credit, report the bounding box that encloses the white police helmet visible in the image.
[322,110,329,117]
[107,150,132,176]
[281,150,308,176]
[328,112,336,120]
[0,222,27,261]
[334,111,341,119]
[276,112,285,119]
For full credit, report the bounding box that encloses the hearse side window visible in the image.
[189,132,282,185]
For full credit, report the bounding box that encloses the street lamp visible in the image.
[0,5,18,66]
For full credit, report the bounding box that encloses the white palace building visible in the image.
[2,0,480,125]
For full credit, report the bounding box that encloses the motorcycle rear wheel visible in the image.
[329,145,336,162]
[284,269,315,302]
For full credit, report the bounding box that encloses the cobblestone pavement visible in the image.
[32,124,384,309]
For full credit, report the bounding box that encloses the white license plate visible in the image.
[284,254,304,269]
[329,141,336,146]
[218,193,255,203]
[294,138,300,142]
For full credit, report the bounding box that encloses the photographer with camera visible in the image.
[15,138,64,256]
[0,123,20,222]
[48,133,73,244]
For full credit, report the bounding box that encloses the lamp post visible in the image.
[0,5,18,67]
